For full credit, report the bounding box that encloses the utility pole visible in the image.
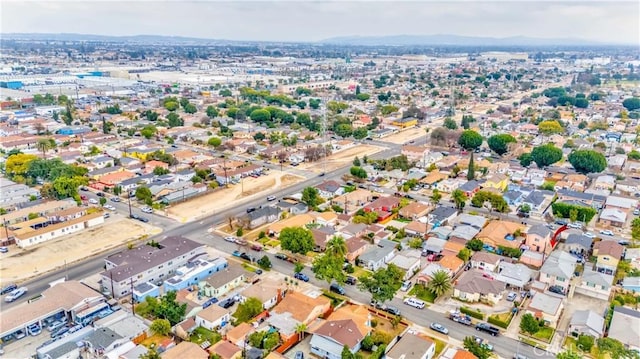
[127,192,133,218]
[130,278,136,316]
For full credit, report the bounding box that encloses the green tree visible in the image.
[350,166,368,179]
[353,127,368,140]
[36,138,55,159]
[538,120,564,136]
[296,100,306,109]
[466,238,484,251]
[357,264,405,303]
[531,144,563,168]
[461,115,476,129]
[167,112,184,127]
[467,153,475,180]
[257,255,272,269]
[574,98,589,108]
[556,351,582,359]
[301,187,321,207]
[139,348,162,359]
[463,336,491,359]
[443,117,458,130]
[206,105,219,118]
[431,189,442,205]
[150,319,171,336]
[427,270,452,297]
[452,189,467,210]
[135,186,153,203]
[279,227,314,254]
[380,105,399,115]
[234,297,264,323]
[520,313,540,335]
[312,251,346,285]
[99,197,107,206]
[219,89,232,97]
[325,236,347,258]
[353,156,361,166]
[335,123,354,138]
[250,109,271,123]
[568,150,607,174]
[458,130,483,150]
[164,101,179,111]
[140,125,157,139]
[207,137,222,148]
[294,262,304,274]
[153,291,187,325]
[577,334,595,352]
[622,97,640,111]
[184,103,197,114]
[487,134,517,156]
[341,345,354,359]
[457,248,472,262]
[632,218,640,243]
[519,153,533,167]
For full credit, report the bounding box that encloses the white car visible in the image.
[583,232,595,238]
[104,205,116,211]
[224,236,236,243]
[600,229,614,236]
[267,195,276,201]
[88,198,98,204]
[568,222,582,229]
[141,207,153,213]
[403,297,426,309]
[4,287,27,302]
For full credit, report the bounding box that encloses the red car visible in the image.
[250,244,263,252]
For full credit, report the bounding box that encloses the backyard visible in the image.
[190,326,222,345]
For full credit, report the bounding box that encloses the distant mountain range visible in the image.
[319,34,605,46]
[3,32,615,47]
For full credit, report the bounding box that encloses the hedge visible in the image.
[488,315,511,329]
[460,306,484,320]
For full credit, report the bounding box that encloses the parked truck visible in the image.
[448,310,473,326]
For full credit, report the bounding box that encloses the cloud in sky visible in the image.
[1,1,638,44]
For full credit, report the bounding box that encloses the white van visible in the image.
[403,297,426,309]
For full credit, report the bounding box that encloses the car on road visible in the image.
[267,195,276,201]
[294,272,309,282]
[80,186,88,191]
[232,250,241,257]
[506,292,518,301]
[89,198,98,204]
[329,283,346,295]
[403,297,426,309]
[475,322,500,336]
[345,276,357,285]
[224,236,236,243]
[239,253,254,262]
[600,229,614,236]
[384,305,401,316]
[584,232,596,238]
[0,246,8,253]
[141,206,153,213]
[235,238,248,246]
[136,216,149,223]
[110,197,120,202]
[430,322,449,335]
[255,269,263,275]
[319,172,325,177]
[568,222,583,229]
[104,204,116,211]
[513,355,530,359]
[275,253,288,260]
[246,207,257,213]
[250,244,262,251]
[1,283,17,295]
[634,209,640,216]
[473,336,494,350]
[4,287,27,302]
[619,240,631,246]
[555,219,568,226]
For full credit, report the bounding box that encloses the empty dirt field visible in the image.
[381,127,429,144]
[0,217,160,284]
[167,172,304,222]
[299,144,384,172]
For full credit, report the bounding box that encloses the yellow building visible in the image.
[392,118,418,128]
[483,173,509,192]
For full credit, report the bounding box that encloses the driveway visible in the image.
[284,335,312,357]
[550,293,609,349]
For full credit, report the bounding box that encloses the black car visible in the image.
[96,192,105,197]
[1,283,17,295]
[218,298,235,309]
[384,306,401,316]
[240,253,253,262]
[475,323,500,336]
[330,283,346,295]
[319,172,325,177]
[548,285,565,295]
[275,253,288,260]
[138,216,149,223]
[246,207,257,213]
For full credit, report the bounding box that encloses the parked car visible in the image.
[583,232,595,238]
[267,195,276,201]
[506,292,518,301]
[295,351,304,359]
[403,297,426,309]
[96,192,105,197]
[232,250,241,257]
[136,216,149,223]
[89,198,98,204]
[384,306,401,316]
[110,197,120,202]
[473,335,494,350]
[430,322,449,335]
[51,326,69,338]
[400,280,412,292]
[47,320,67,333]
[568,222,583,229]
[235,238,248,246]
[294,272,309,282]
[80,186,88,191]
[275,253,288,260]
[0,246,8,253]
[239,253,254,262]
[246,207,257,213]
[218,298,236,309]
[250,244,262,251]
[224,236,236,243]
[345,276,357,285]
[14,329,26,340]
[475,323,500,336]
[599,229,614,236]
[4,287,27,302]
[548,285,565,295]
[1,283,17,295]
[141,206,153,213]
[27,323,41,336]
[329,283,346,295]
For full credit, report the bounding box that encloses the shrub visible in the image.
[488,315,511,329]
[460,306,484,320]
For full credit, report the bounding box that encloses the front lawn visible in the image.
[532,327,555,342]
[189,326,222,345]
[408,284,436,303]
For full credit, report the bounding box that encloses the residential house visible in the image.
[428,206,458,227]
[316,180,345,199]
[144,160,169,174]
[593,240,624,275]
[476,220,525,250]
[315,211,338,227]
[199,263,247,298]
[605,196,637,212]
[332,189,373,214]
[469,252,503,273]
[562,234,593,255]
[556,189,606,209]
[386,333,436,359]
[268,291,331,342]
[539,250,577,292]
[453,269,506,305]
[496,261,534,289]
[459,180,482,197]
[91,156,115,169]
[241,206,282,230]
[599,208,627,228]
[575,267,614,301]
[345,237,370,262]
[483,173,509,192]
[392,117,418,128]
[399,202,430,220]
[404,220,428,237]
[195,305,231,331]
[438,254,465,275]
[358,239,397,271]
[239,278,282,310]
[569,310,605,338]
[521,190,553,215]
[608,307,640,351]
[160,342,208,359]
[423,237,447,254]
[402,145,429,162]
[594,175,616,191]
[311,227,336,252]
[339,223,368,239]
[525,224,553,256]
[388,250,422,280]
[525,291,564,326]
[440,348,478,359]
[437,178,462,193]
[309,305,371,359]
[225,322,255,347]
[416,263,451,285]
[525,169,547,187]
[622,277,640,293]
[363,196,400,222]
[98,170,137,188]
[13,209,105,249]
[448,225,480,242]
[207,340,242,359]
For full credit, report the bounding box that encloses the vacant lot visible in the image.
[300,144,383,173]
[167,172,304,222]
[0,216,159,283]
[381,126,428,144]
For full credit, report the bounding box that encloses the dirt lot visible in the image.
[0,216,160,284]
[167,172,304,222]
[381,126,428,144]
[299,144,383,172]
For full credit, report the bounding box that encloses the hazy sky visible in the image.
[2,1,639,44]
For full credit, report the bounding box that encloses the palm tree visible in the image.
[325,236,347,258]
[295,323,307,341]
[427,270,452,297]
[36,138,54,159]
